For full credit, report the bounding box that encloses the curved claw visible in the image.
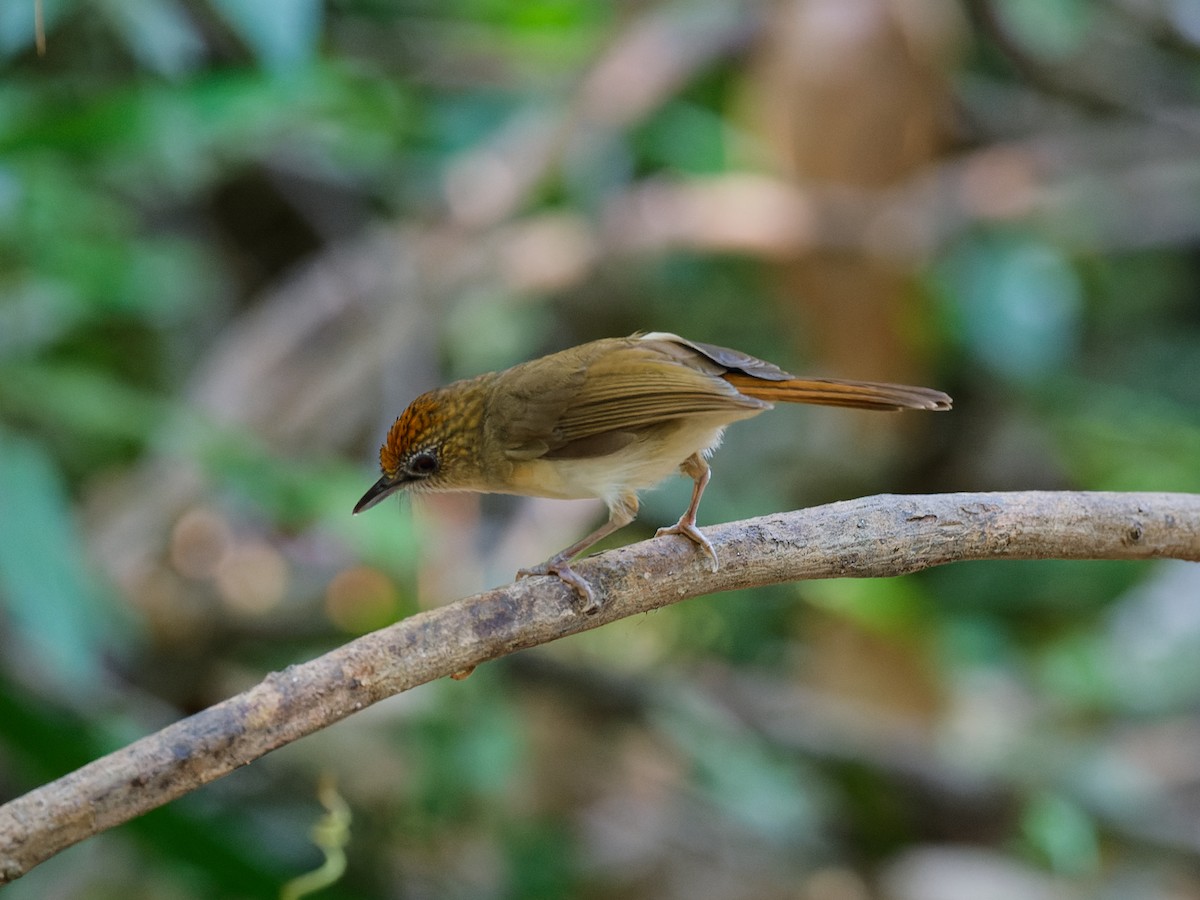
[516,560,600,615]
[656,520,720,572]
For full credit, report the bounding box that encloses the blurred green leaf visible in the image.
[636,101,727,175]
[503,822,578,900]
[654,686,824,839]
[995,0,1093,61]
[97,0,206,77]
[933,232,1083,381]
[1035,631,1116,711]
[1020,792,1100,875]
[1050,382,1200,492]
[209,0,323,71]
[803,577,931,634]
[0,427,121,686]
[0,362,168,443]
[398,674,524,826]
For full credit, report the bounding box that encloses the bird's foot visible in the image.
[516,559,600,615]
[656,518,719,572]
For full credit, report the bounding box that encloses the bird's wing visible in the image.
[638,331,795,381]
[497,337,768,461]
[643,331,951,411]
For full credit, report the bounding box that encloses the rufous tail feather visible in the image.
[723,373,951,412]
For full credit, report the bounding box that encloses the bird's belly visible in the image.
[503,414,751,504]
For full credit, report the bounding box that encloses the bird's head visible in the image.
[353,385,486,514]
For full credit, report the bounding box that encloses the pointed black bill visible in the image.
[353,475,402,514]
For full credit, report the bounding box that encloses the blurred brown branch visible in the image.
[4,490,1200,883]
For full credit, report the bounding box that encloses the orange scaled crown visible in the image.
[379,393,444,479]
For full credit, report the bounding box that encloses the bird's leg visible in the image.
[655,453,718,571]
[517,493,638,614]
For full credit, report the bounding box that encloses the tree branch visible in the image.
[3,491,1199,882]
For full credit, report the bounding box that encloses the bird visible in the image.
[354,331,951,612]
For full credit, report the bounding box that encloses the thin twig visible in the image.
[2,490,1199,882]
[34,0,45,56]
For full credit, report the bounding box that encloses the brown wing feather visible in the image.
[641,334,951,410]
[640,332,795,381]
[552,355,766,446]
[723,373,952,411]
[498,339,767,461]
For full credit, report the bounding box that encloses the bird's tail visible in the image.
[723,373,952,412]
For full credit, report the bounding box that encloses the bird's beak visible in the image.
[353,475,402,514]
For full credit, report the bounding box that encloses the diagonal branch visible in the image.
[2,490,1199,882]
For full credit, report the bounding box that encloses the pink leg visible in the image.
[655,453,718,571]
[517,492,638,614]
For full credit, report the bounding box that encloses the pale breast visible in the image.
[502,410,762,504]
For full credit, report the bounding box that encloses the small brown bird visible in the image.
[355,332,951,611]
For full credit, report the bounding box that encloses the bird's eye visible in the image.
[407,451,439,477]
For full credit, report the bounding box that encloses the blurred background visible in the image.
[3,0,1200,897]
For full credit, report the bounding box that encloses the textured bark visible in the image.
[2,491,1198,882]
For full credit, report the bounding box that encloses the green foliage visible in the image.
[0,427,124,686]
